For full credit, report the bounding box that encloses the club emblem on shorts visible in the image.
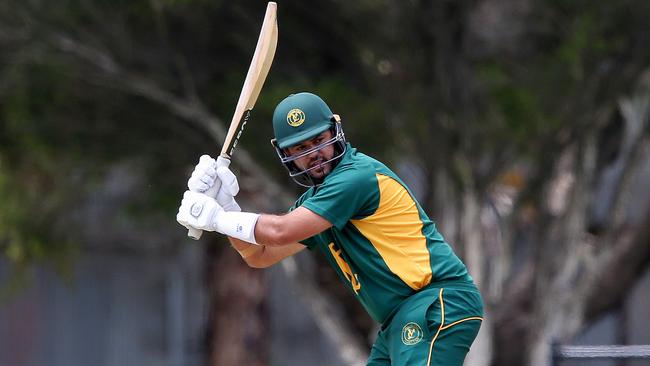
[286,108,306,127]
[401,322,424,346]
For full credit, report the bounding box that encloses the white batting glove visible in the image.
[176,190,260,244]
[214,162,241,212]
[188,155,241,212]
[188,155,218,193]
[176,191,224,232]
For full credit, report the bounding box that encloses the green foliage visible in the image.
[1,0,649,294]
[0,155,76,299]
[0,59,79,287]
[471,0,648,163]
[478,64,546,149]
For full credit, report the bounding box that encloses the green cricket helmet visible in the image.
[271,92,347,187]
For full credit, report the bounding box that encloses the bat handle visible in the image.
[187,228,203,240]
[187,156,231,240]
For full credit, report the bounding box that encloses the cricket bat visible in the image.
[189,2,278,239]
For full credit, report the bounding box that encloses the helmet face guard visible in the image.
[271,119,346,187]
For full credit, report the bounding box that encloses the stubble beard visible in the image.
[310,164,330,178]
[306,156,332,179]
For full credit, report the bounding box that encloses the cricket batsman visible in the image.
[177,92,484,365]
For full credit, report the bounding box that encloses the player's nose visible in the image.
[306,146,321,159]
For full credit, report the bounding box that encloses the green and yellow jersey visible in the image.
[292,144,474,324]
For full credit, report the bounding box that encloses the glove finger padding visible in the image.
[188,155,218,192]
[198,166,217,184]
[198,154,215,166]
[188,171,215,192]
[217,189,241,212]
[214,164,240,211]
[215,166,239,196]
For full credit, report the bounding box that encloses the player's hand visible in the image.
[176,191,224,232]
[188,155,218,193]
[188,155,241,212]
[214,158,241,212]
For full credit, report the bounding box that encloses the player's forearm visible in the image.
[254,207,333,246]
[228,236,306,268]
[194,206,330,248]
[255,215,290,246]
[254,213,296,246]
[204,210,289,247]
[228,237,267,268]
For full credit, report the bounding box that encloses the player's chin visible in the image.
[309,165,331,178]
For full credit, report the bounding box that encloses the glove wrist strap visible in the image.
[215,211,260,245]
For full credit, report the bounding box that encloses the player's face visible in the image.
[286,130,335,179]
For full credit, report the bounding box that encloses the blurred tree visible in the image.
[1,1,649,366]
[0,0,374,364]
[350,1,650,365]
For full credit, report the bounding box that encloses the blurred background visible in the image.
[1,0,649,365]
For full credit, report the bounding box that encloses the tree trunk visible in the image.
[206,242,268,366]
[461,187,494,366]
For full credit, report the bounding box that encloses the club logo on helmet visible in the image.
[286,108,306,127]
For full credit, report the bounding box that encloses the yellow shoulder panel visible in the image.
[350,174,432,290]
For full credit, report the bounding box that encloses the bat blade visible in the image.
[188,2,278,240]
[220,1,278,159]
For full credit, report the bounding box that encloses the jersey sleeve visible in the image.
[300,164,379,230]
[298,235,319,249]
